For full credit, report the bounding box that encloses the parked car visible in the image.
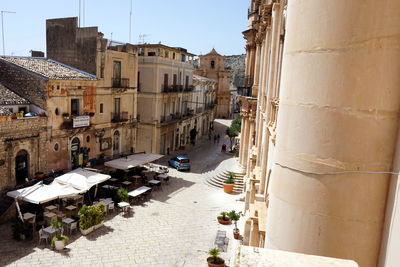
[168,155,190,171]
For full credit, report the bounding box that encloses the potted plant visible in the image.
[11,219,27,240]
[78,205,94,235]
[228,210,241,239]
[35,171,45,179]
[62,113,70,120]
[207,248,225,267]
[223,172,235,193]
[117,187,129,202]
[93,202,106,229]
[217,211,231,225]
[50,219,69,251]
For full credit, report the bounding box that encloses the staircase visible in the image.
[203,158,245,194]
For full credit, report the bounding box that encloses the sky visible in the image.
[0,0,248,57]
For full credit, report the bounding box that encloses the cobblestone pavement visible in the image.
[0,119,243,267]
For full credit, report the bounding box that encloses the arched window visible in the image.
[211,60,215,69]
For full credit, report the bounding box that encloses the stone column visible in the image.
[241,117,250,168]
[245,119,255,177]
[258,120,269,194]
[265,1,400,267]
[238,115,246,166]
[252,43,261,97]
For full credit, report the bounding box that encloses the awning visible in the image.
[7,168,111,204]
[54,168,110,191]
[104,153,164,170]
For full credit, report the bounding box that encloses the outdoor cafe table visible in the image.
[23,212,35,221]
[62,218,74,224]
[128,186,151,197]
[118,202,130,214]
[45,205,57,212]
[43,225,57,239]
[102,184,118,190]
[157,174,168,181]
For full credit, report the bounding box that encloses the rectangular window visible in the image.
[114,98,121,114]
[137,71,140,91]
[148,52,156,56]
[100,103,104,114]
[164,73,169,88]
[185,75,189,89]
[71,99,80,116]
[173,74,177,86]
[113,61,121,87]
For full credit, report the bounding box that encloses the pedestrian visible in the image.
[214,134,217,143]
[208,132,212,141]
[217,134,220,143]
[221,144,226,152]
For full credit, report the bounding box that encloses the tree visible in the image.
[226,117,242,151]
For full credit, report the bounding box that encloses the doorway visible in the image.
[113,131,120,157]
[71,137,81,169]
[15,150,29,185]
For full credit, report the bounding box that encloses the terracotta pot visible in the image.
[223,183,234,193]
[35,173,45,179]
[233,229,240,239]
[217,218,231,225]
[207,257,225,267]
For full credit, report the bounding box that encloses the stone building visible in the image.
[0,56,97,172]
[46,17,138,160]
[238,0,400,267]
[192,75,217,137]
[0,83,47,191]
[195,49,232,119]
[136,43,203,154]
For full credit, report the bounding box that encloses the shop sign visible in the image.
[73,115,90,128]
[100,137,112,151]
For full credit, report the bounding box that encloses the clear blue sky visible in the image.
[1,0,248,57]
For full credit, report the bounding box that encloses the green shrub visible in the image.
[117,187,129,202]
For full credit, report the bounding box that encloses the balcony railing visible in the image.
[184,85,195,92]
[196,107,203,113]
[112,78,130,88]
[160,113,182,123]
[161,84,185,93]
[111,112,129,123]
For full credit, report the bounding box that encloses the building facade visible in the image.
[46,17,138,161]
[136,43,204,154]
[195,49,232,119]
[0,56,98,173]
[0,83,48,191]
[238,1,400,267]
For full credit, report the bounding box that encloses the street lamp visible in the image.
[1,10,16,56]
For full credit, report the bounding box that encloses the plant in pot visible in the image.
[228,210,241,239]
[223,172,235,193]
[117,187,129,202]
[35,171,45,179]
[207,248,225,267]
[50,219,69,251]
[93,202,106,229]
[78,205,94,235]
[217,211,231,225]
[11,219,27,240]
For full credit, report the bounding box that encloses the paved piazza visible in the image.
[0,120,243,267]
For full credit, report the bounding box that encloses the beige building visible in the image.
[46,17,138,161]
[0,83,47,191]
[136,43,205,154]
[195,49,232,119]
[238,0,400,267]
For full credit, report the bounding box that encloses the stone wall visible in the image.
[0,60,47,108]
[0,117,48,191]
[46,17,98,75]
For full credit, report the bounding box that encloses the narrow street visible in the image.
[0,119,243,267]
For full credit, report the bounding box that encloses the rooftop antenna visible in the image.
[138,34,149,44]
[1,10,16,56]
[78,0,81,27]
[129,0,132,43]
[83,0,85,27]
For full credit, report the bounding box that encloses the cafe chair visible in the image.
[38,228,50,245]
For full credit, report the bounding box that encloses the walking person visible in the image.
[214,134,217,143]
[217,134,220,143]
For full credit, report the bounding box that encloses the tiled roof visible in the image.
[0,106,12,116]
[0,82,30,105]
[0,56,97,80]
